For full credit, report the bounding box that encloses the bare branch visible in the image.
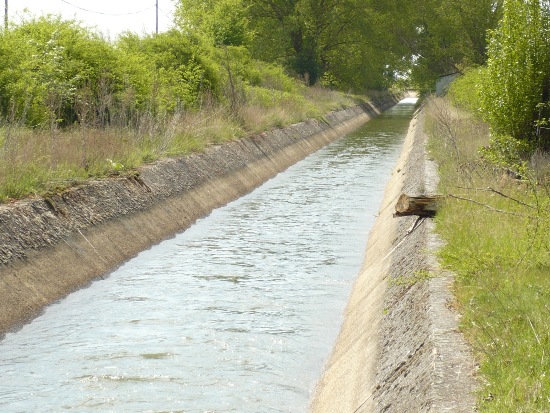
[447,194,526,217]
[455,186,538,210]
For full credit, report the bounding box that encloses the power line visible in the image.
[157,6,170,19]
[59,0,154,17]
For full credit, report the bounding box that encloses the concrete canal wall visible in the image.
[310,109,477,412]
[0,95,400,338]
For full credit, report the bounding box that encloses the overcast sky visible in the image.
[7,0,177,39]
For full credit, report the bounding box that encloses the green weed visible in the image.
[426,97,550,412]
[0,88,361,202]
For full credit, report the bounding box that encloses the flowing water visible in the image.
[0,100,417,413]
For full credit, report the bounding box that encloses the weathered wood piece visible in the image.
[394,194,442,217]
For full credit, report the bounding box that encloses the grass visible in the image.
[0,85,361,203]
[425,97,550,412]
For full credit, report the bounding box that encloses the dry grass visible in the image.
[0,86,362,202]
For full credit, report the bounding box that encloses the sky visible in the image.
[6,0,177,39]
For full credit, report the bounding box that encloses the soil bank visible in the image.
[0,96,399,339]
[310,108,477,412]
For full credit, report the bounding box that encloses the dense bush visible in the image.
[0,16,119,127]
[116,31,221,115]
[0,15,309,130]
[447,67,485,117]
[479,0,550,149]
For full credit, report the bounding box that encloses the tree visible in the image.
[480,0,550,147]
[175,0,396,89]
[367,0,503,90]
[175,0,250,46]
[174,0,505,91]
[246,0,376,86]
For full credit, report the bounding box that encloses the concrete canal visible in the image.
[0,100,418,412]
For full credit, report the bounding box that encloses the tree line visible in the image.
[179,0,550,153]
[176,0,504,90]
[0,0,506,128]
[1,0,549,155]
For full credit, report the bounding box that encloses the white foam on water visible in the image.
[399,97,419,105]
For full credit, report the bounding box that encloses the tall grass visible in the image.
[0,85,359,203]
[425,98,550,412]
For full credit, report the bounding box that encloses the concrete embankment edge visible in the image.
[311,109,477,412]
[0,96,400,338]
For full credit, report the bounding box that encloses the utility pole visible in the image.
[155,0,158,34]
[4,0,7,31]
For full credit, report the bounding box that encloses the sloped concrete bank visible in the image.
[311,109,477,412]
[0,96,400,338]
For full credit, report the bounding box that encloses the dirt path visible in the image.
[311,109,477,412]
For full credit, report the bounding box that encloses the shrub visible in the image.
[0,16,119,127]
[479,0,550,145]
[447,67,485,117]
